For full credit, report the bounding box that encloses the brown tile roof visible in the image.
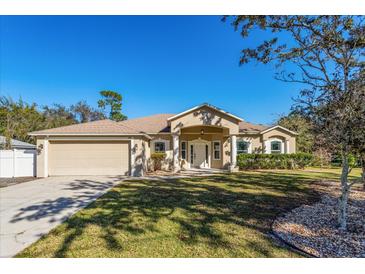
[119,114,269,134]
[118,114,174,133]
[29,119,141,135]
[239,121,269,133]
[29,114,270,135]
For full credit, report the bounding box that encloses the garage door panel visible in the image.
[49,141,129,176]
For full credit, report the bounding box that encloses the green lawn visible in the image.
[17,168,361,258]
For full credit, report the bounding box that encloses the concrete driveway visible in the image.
[0,176,124,257]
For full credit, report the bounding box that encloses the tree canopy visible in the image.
[226,15,365,230]
[0,91,127,147]
[98,90,127,121]
[277,112,314,153]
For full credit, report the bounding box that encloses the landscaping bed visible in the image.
[272,181,365,257]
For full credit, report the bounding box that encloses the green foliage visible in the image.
[277,113,314,153]
[310,150,330,167]
[42,104,76,129]
[331,153,360,168]
[0,97,46,146]
[237,153,314,170]
[17,168,361,258]
[70,101,106,123]
[0,94,118,146]
[98,90,127,121]
[151,152,166,170]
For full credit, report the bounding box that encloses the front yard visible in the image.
[17,168,362,257]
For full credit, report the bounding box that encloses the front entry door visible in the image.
[192,142,209,168]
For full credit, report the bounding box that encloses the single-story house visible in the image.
[29,103,297,177]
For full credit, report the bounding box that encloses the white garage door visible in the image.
[49,141,130,176]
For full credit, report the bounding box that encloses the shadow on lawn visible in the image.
[36,171,325,257]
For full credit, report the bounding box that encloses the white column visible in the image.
[44,138,49,177]
[285,139,290,154]
[263,139,269,154]
[172,134,180,172]
[130,139,135,176]
[13,149,16,177]
[231,135,237,168]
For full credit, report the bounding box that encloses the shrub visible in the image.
[237,153,314,170]
[151,152,166,171]
[331,153,361,168]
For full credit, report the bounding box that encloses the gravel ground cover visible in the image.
[273,181,365,257]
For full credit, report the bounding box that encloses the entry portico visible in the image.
[168,104,242,172]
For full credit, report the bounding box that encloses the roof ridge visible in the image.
[118,113,175,123]
[28,119,115,134]
[167,103,243,122]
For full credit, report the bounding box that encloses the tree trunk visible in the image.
[338,153,350,230]
[361,152,365,190]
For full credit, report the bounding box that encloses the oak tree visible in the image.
[226,15,365,230]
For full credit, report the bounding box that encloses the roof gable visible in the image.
[239,121,268,133]
[260,125,298,135]
[167,103,243,122]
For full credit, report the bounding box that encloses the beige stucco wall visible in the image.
[149,125,297,170]
[35,135,151,177]
[237,134,262,153]
[36,138,46,177]
[132,138,149,176]
[179,133,225,169]
[149,134,173,171]
[262,128,296,153]
[149,130,231,170]
[238,129,296,154]
[167,106,241,170]
[170,105,240,135]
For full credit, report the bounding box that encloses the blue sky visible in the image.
[0,16,301,125]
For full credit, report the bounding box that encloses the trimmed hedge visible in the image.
[237,153,313,170]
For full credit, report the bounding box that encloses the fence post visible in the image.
[13,149,16,177]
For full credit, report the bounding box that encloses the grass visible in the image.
[17,168,362,258]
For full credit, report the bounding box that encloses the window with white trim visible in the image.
[181,141,187,160]
[270,141,282,154]
[213,141,221,160]
[237,141,249,154]
[154,141,166,152]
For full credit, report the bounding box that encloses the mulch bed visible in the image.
[272,181,365,257]
[0,177,36,188]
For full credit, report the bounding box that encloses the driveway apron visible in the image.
[0,176,123,257]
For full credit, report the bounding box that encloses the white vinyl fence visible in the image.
[0,149,36,178]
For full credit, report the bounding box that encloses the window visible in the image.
[181,141,187,160]
[154,141,166,152]
[213,141,221,160]
[190,145,194,164]
[237,141,249,154]
[205,144,209,161]
[271,141,282,154]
